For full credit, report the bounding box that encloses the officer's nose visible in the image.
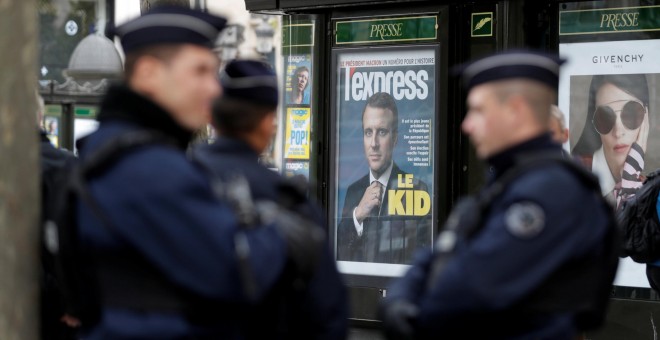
[208,76,221,98]
[461,115,473,135]
[216,82,223,98]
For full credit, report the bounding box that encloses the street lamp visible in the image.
[254,17,275,55]
[215,24,244,62]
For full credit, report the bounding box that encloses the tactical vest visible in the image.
[428,153,619,331]
[47,131,239,328]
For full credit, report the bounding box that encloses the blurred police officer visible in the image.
[192,60,348,339]
[76,6,323,339]
[380,51,618,339]
[37,94,80,339]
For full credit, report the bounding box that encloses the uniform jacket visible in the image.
[77,85,290,339]
[337,163,431,264]
[386,134,613,339]
[192,138,348,340]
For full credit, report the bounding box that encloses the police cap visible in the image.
[458,50,566,91]
[108,6,227,54]
[220,60,278,107]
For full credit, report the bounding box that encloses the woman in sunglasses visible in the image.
[572,74,650,209]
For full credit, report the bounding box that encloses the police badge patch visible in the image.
[505,202,545,239]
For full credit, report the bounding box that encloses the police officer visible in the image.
[76,7,323,339]
[38,94,80,339]
[192,60,348,339]
[380,51,618,339]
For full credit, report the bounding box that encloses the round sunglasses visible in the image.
[591,100,646,135]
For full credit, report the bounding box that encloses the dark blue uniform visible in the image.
[385,135,613,339]
[40,131,78,340]
[77,86,291,339]
[192,137,348,340]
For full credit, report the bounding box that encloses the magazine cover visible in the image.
[333,47,436,276]
[285,54,312,105]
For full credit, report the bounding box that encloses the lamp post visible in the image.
[255,16,275,56]
[215,24,244,64]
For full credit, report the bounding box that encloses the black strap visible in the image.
[483,152,600,211]
[192,156,264,301]
[81,131,175,179]
[466,152,601,238]
[74,131,174,246]
[428,152,605,287]
[429,151,615,330]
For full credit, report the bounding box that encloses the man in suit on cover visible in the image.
[337,92,431,264]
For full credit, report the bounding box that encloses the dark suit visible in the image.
[337,163,431,264]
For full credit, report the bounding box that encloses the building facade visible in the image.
[245,0,660,338]
[38,0,660,338]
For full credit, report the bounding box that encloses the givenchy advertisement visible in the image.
[560,39,660,288]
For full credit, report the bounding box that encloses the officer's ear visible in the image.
[505,94,532,124]
[254,110,277,151]
[129,55,167,93]
[260,111,277,134]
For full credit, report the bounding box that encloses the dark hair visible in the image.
[362,92,399,134]
[212,98,276,136]
[290,66,310,94]
[123,44,183,80]
[572,74,650,156]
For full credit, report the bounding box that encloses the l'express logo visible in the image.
[369,22,404,40]
[600,12,640,31]
[344,67,429,101]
